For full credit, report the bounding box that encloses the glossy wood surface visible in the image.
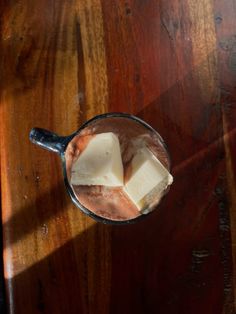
[1,0,236,313]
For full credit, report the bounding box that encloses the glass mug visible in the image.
[29,113,171,225]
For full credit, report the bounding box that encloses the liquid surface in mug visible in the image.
[65,117,173,221]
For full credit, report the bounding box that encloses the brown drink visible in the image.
[65,116,171,221]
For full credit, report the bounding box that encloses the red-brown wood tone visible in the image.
[0,0,235,313]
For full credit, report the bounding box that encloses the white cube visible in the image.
[70,132,123,186]
[124,146,173,210]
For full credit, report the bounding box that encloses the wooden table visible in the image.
[1,1,236,313]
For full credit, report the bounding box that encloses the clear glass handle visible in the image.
[29,128,69,154]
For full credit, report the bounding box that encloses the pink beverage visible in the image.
[65,116,172,221]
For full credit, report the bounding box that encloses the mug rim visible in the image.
[61,112,171,225]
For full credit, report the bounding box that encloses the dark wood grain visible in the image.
[214,1,236,310]
[0,0,235,313]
